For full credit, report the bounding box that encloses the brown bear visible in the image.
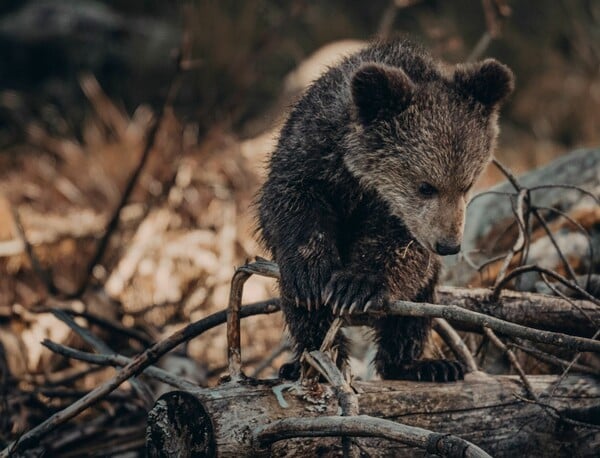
[257,39,514,381]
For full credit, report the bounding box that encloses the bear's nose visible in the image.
[435,242,461,256]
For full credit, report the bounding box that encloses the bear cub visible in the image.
[258,39,514,382]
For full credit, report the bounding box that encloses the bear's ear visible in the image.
[351,63,415,125]
[453,59,514,108]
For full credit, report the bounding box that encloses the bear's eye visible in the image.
[418,182,438,198]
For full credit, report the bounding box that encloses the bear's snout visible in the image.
[435,241,461,256]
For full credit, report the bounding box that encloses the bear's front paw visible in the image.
[323,271,386,315]
[395,360,465,382]
[279,256,338,311]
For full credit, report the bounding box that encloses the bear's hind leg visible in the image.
[373,316,464,382]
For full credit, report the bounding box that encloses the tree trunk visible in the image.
[146,374,600,457]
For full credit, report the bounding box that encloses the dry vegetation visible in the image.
[0,0,599,456]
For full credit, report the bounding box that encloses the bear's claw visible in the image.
[280,255,339,311]
[324,271,386,315]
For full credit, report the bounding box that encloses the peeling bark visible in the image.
[146,375,600,457]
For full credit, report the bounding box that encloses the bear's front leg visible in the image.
[278,298,349,379]
[276,231,350,379]
[277,231,340,311]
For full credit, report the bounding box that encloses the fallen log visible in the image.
[437,286,600,336]
[146,374,600,457]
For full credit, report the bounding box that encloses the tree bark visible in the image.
[436,286,600,336]
[146,374,600,457]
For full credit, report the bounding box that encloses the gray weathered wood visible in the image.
[436,286,600,336]
[464,148,600,251]
[146,375,600,457]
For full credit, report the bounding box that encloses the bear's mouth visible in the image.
[420,240,437,255]
[407,235,436,255]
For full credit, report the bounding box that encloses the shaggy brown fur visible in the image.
[258,39,513,381]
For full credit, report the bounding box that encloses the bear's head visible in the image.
[345,58,514,256]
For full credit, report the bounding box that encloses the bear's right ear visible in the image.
[453,59,514,108]
[351,63,415,125]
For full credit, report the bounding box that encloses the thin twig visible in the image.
[433,318,478,372]
[35,366,105,387]
[50,309,154,406]
[491,158,520,191]
[35,301,152,346]
[483,327,536,399]
[10,204,58,295]
[514,394,600,430]
[492,264,600,307]
[541,274,600,328]
[467,190,516,207]
[304,351,359,458]
[42,340,199,391]
[510,342,599,376]
[535,205,595,289]
[531,209,579,284]
[528,184,600,205]
[50,309,115,355]
[547,328,600,399]
[36,388,133,403]
[493,189,527,288]
[492,159,579,284]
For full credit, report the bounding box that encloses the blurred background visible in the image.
[0,1,599,454]
[1,1,599,162]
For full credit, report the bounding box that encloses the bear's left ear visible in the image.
[453,59,514,108]
[351,63,415,125]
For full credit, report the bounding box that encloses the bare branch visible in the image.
[483,327,536,399]
[535,205,595,289]
[492,264,600,306]
[10,204,58,295]
[304,351,360,458]
[50,309,154,407]
[436,286,600,336]
[382,298,600,353]
[253,415,492,458]
[36,300,152,345]
[42,339,198,391]
[227,259,280,380]
[493,189,528,288]
[491,159,580,285]
[433,318,478,372]
[510,342,599,376]
[0,299,280,457]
